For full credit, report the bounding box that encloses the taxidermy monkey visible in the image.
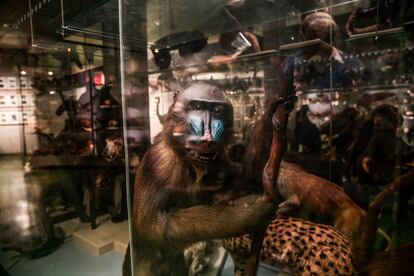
[242,94,380,267]
[276,162,365,241]
[243,99,365,243]
[240,56,297,275]
[122,82,290,276]
[268,162,381,268]
[225,170,414,275]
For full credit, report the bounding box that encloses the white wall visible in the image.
[0,76,38,154]
[0,125,22,154]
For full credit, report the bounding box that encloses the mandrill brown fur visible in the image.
[123,82,278,276]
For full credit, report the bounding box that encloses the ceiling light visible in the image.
[48,71,53,76]
[20,70,27,75]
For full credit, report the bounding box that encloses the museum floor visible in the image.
[1,244,276,276]
[1,240,124,276]
[1,242,274,276]
[0,155,277,276]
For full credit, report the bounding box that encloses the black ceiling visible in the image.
[0,0,117,67]
[0,0,114,46]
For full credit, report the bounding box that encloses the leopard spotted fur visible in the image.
[223,217,356,276]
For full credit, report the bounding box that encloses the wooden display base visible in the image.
[57,215,129,256]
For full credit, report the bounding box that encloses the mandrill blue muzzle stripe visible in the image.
[186,112,226,143]
[187,114,204,143]
[212,118,225,142]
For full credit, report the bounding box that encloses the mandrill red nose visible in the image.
[201,129,213,150]
[201,113,213,143]
[202,129,213,141]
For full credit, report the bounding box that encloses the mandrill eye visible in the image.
[214,105,225,115]
[189,102,202,111]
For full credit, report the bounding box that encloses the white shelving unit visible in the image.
[0,76,38,154]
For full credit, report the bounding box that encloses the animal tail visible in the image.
[376,228,391,251]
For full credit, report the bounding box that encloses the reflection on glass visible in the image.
[0,0,414,275]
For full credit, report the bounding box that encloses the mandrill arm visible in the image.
[133,143,276,249]
[164,201,275,247]
[135,194,276,249]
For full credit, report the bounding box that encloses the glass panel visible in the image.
[334,2,414,257]
[0,1,128,275]
[120,0,414,275]
[1,0,414,275]
[63,0,121,42]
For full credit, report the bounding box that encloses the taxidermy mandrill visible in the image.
[122,82,291,276]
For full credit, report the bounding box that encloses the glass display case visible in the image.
[119,0,414,275]
[1,0,414,275]
[1,1,127,274]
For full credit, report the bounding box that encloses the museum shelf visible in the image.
[347,27,405,41]
[404,20,414,31]
[279,39,335,62]
[345,25,414,53]
[280,39,331,51]
[59,0,358,50]
[299,83,413,94]
[61,0,145,48]
[146,49,280,76]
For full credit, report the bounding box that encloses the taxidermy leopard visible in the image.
[223,217,356,276]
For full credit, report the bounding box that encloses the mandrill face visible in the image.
[185,99,232,163]
[168,82,233,166]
